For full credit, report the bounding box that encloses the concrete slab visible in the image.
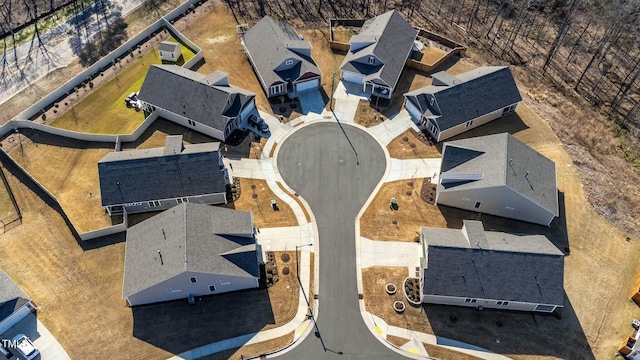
[359,237,421,270]
[0,314,71,360]
[386,158,442,183]
[298,89,326,115]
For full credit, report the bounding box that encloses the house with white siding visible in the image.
[123,203,261,306]
[137,65,267,141]
[420,220,565,313]
[242,16,322,98]
[436,132,559,226]
[404,66,521,142]
[98,135,228,216]
[339,10,418,99]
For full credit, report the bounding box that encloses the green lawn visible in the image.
[50,50,161,134]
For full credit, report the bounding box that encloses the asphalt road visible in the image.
[277,122,408,359]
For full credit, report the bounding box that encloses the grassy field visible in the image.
[49,50,159,134]
[164,35,197,65]
[225,178,299,228]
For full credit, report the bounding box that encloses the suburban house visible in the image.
[98,135,228,216]
[123,203,261,306]
[404,66,522,142]
[158,41,182,62]
[619,327,640,359]
[339,10,418,99]
[137,65,266,142]
[0,270,37,335]
[420,220,565,313]
[241,16,322,98]
[436,133,559,226]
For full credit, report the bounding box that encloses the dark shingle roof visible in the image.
[438,133,558,216]
[242,16,321,87]
[340,10,418,89]
[421,220,564,306]
[0,270,29,323]
[98,135,226,206]
[137,65,255,131]
[123,203,258,298]
[158,41,180,53]
[404,66,522,131]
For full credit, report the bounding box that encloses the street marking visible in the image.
[298,323,308,334]
[374,325,383,335]
[408,348,420,354]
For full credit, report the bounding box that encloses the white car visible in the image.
[12,334,39,360]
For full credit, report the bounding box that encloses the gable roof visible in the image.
[0,270,30,323]
[158,41,180,53]
[98,135,226,206]
[438,133,558,217]
[421,220,564,306]
[242,16,321,87]
[123,203,258,298]
[404,66,522,131]
[340,10,418,89]
[137,65,255,131]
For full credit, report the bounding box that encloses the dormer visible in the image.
[353,54,382,67]
[349,34,377,53]
[275,57,299,71]
[426,94,441,115]
[203,70,229,87]
[222,93,236,115]
[285,40,312,58]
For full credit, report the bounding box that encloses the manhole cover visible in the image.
[282,267,290,275]
[281,253,291,262]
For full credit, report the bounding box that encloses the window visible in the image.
[474,201,481,209]
[368,56,375,64]
[209,285,216,292]
[285,59,293,65]
[176,197,189,204]
[497,301,509,306]
[187,119,196,127]
[190,277,197,283]
[465,120,474,128]
[227,96,233,105]
[148,200,161,207]
[429,97,434,106]
[271,84,284,95]
[171,53,174,58]
[464,298,477,303]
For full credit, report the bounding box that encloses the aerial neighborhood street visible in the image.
[1,1,640,360]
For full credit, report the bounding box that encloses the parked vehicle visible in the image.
[248,115,269,132]
[12,334,38,360]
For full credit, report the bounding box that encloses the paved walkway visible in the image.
[386,158,442,183]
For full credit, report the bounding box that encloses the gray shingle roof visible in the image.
[404,66,522,131]
[137,65,255,131]
[438,133,558,216]
[98,135,226,206]
[421,220,564,306]
[0,270,29,323]
[159,41,180,53]
[123,203,258,298]
[242,16,321,88]
[340,10,418,89]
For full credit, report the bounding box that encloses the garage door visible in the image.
[0,304,31,335]
[341,70,364,85]
[404,98,422,122]
[295,79,319,93]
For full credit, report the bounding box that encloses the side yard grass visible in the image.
[49,49,159,134]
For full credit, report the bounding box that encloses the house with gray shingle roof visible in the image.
[0,270,36,335]
[158,41,181,62]
[436,133,558,226]
[123,203,260,306]
[420,220,564,313]
[98,135,228,216]
[138,65,267,141]
[339,10,418,99]
[404,66,522,142]
[242,16,322,98]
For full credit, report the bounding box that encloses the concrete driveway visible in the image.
[0,314,70,360]
[276,122,409,359]
[297,89,326,115]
